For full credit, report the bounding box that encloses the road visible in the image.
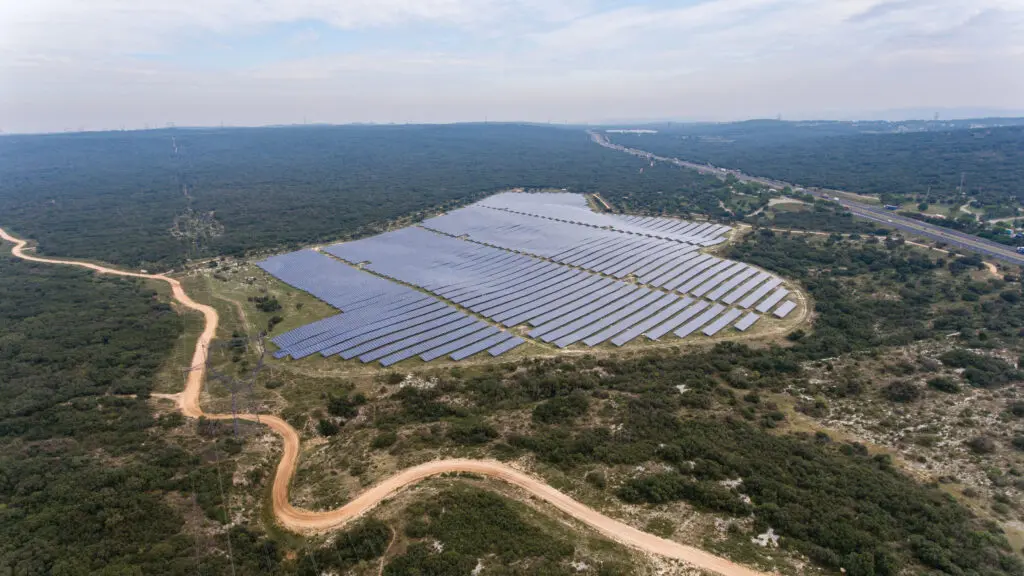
[589,131,1024,267]
[0,227,770,576]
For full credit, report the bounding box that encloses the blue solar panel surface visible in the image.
[257,192,789,364]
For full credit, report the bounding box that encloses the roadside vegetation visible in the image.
[606,122,1024,209]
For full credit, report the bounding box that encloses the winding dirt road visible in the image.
[0,227,768,576]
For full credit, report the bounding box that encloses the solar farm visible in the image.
[258,192,799,367]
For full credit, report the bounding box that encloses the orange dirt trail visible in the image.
[0,227,769,576]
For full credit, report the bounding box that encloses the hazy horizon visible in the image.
[3,1,1023,134]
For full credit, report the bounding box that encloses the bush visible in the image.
[249,295,281,312]
[926,377,960,393]
[939,350,1022,388]
[966,436,997,454]
[883,380,921,403]
[371,431,398,449]
[317,419,340,437]
[532,392,589,424]
[584,470,607,490]
[327,392,366,419]
[446,418,498,445]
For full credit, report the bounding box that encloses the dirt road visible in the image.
[0,227,769,576]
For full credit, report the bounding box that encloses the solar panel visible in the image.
[451,333,515,361]
[738,278,784,309]
[679,261,736,294]
[488,336,525,356]
[773,300,797,318]
[664,257,719,291]
[674,304,727,338]
[702,308,744,336]
[610,297,693,346]
[705,267,759,301]
[420,326,501,361]
[481,271,586,318]
[291,303,455,359]
[612,244,691,278]
[356,316,479,363]
[457,265,562,307]
[581,293,679,346]
[469,268,578,312]
[642,253,703,285]
[333,312,464,359]
[646,300,709,340]
[301,306,436,351]
[756,288,790,313]
[262,193,755,365]
[531,286,641,339]
[496,277,611,326]
[377,321,489,366]
[526,283,623,328]
[721,272,771,305]
[733,312,760,332]
[549,290,661,347]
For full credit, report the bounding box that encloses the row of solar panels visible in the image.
[478,192,730,246]
[350,219,785,312]
[323,227,799,348]
[258,250,524,365]
[420,206,742,284]
[259,192,799,365]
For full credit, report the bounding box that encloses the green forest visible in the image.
[0,124,732,268]
[4,122,1024,576]
[606,122,1024,207]
[0,255,261,574]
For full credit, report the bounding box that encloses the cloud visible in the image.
[1,0,1022,132]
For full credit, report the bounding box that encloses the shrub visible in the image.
[927,377,960,393]
[532,392,589,424]
[317,419,339,437]
[371,431,398,449]
[966,436,996,454]
[447,418,498,445]
[884,380,921,403]
[584,470,607,489]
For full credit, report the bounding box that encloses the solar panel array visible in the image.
[479,192,730,246]
[258,250,523,365]
[258,192,798,365]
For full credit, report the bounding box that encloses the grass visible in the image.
[830,190,882,205]
[899,201,955,218]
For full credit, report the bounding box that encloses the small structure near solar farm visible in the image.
[258,192,799,366]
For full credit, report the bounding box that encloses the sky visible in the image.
[2,0,1023,133]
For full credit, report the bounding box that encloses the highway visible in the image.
[589,131,1024,267]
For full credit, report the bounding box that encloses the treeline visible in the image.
[0,124,730,268]
[607,123,1024,207]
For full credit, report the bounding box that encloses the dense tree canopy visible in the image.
[0,124,731,267]
[607,122,1024,207]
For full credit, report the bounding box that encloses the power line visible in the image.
[213,452,238,576]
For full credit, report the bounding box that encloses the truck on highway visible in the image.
[883,205,900,211]
[1016,247,1024,255]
